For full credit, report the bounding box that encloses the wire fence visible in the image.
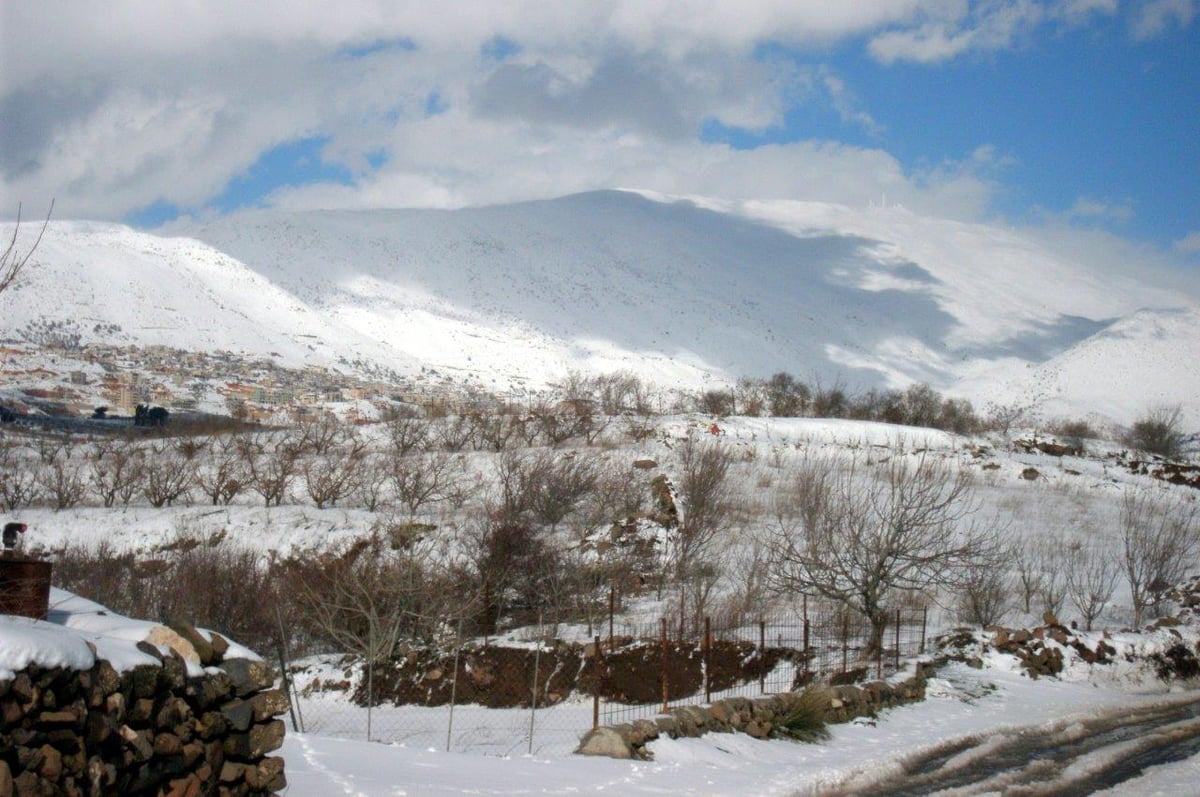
[282,599,928,756]
[599,602,928,727]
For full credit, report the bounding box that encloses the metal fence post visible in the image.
[661,617,669,714]
[758,617,766,694]
[841,615,848,675]
[528,611,543,755]
[894,608,901,673]
[609,585,615,650]
[274,605,302,733]
[679,588,686,642]
[366,625,374,743]
[920,606,928,655]
[703,616,711,704]
[593,635,601,730]
[876,615,883,680]
[446,614,464,752]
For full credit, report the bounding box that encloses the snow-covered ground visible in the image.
[279,662,1200,796]
[4,413,1200,793]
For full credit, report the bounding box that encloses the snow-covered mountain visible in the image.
[1,190,1196,424]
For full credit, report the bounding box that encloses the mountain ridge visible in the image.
[1,190,1196,425]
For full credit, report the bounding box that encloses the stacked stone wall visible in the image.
[0,639,289,796]
[577,661,935,760]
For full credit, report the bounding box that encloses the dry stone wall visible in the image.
[0,628,289,796]
[577,662,934,760]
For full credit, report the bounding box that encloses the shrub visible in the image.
[1125,405,1186,459]
[773,686,832,742]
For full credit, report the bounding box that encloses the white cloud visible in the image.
[1131,0,1197,40]
[0,0,1163,232]
[868,1,1044,64]
[1066,197,1134,223]
[1051,0,1118,25]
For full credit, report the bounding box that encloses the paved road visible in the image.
[820,696,1200,796]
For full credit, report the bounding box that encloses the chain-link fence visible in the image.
[280,599,928,756]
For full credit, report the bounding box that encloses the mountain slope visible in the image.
[1,191,1196,423]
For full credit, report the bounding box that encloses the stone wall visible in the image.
[576,661,934,760]
[0,638,289,796]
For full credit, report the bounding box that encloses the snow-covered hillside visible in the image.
[2,191,1196,424]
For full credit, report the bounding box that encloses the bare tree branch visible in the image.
[1,200,54,295]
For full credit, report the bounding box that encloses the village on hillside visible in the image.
[0,340,490,424]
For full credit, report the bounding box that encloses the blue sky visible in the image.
[2,1,1198,259]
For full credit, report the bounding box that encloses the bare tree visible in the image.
[382,409,430,456]
[1035,537,1069,619]
[352,452,391,511]
[528,451,600,530]
[433,415,475,452]
[671,434,735,581]
[142,443,196,507]
[1010,540,1043,614]
[244,433,300,507]
[301,437,368,509]
[89,438,144,508]
[1125,405,1186,460]
[467,517,564,634]
[1065,542,1119,631]
[983,401,1033,438]
[289,537,457,664]
[293,414,352,457]
[390,451,467,518]
[0,440,40,510]
[958,551,1011,627]
[37,453,88,510]
[1120,491,1200,629]
[768,450,997,657]
[1,200,54,296]
[195,435,248,506]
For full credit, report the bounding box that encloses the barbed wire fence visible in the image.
[280,596,928,756]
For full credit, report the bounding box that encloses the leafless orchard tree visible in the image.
[1010,540,1043,614]
[1035,537,1069,619]
[195,435,248,506]
[301,436,368,509]
[1120,491,1200,630]
[957,544,1011,627]
[244,432,300,507]
[1,200,54,296]
[389,451,468,518]
[527,452,600,530]
[89,437,144,508]
[381,408,430,456]
[434,415,475,452]
[37,451,88,510]
[142,442,196,507]
[767,450,998,657]
[1065,542,1120,631]
[0,440,40,510]
[353,452,391,511]
[293,414,353,457]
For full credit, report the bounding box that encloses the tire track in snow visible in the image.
[817,695,1200,796]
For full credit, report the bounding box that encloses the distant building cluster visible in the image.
[0,342,475,422]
